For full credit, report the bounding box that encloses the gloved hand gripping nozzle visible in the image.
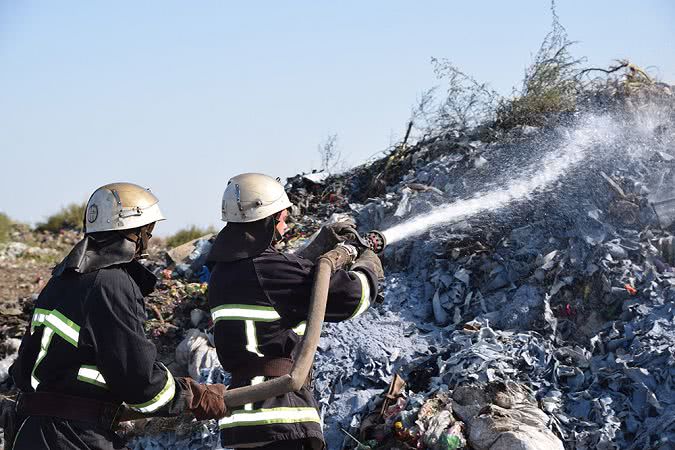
[336,228,387,255]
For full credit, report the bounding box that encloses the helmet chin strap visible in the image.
[138,226,152,258]
[272,216,282,243]
[121,224,153,259]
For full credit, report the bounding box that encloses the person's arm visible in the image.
[85,269,226,419]
[84,270,188,415]
[295,221,357,263]
[256,250,383,323]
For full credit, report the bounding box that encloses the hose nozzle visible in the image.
[364,230,387,254]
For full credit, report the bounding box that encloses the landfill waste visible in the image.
[0,339,21,384]
[1,77,674,450]
[175,329,221,381]
[167,235,214,281]
[288,99,674,449]
[124,418,221,450]
[451,382,563,450]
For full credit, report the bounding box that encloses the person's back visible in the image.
[12,263,154,401]
[207,173,384,449]
[9,183,227,450]
[209,249,305,368]
[11,257,179,448]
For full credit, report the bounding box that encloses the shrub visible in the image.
[37,203,86,233]
[408,61,500,140]
[413,2,588,139]
[0,212,11,243]
[165,225,216,248]
[494,5,583,131]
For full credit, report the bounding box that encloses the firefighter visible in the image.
[9,183,227,450]
[207,173,384,449]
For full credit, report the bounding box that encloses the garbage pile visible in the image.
[279,171,352,251]
[1,92,674,450]
[279,104,675,449]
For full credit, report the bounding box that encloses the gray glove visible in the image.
[351,249,384,282]
[296,221,358,262]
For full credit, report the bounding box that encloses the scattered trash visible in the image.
[0,339,21,383]
[452,382,563,450]
[175,329,220,380]
[167,235,214,280]
[2,90,675,450]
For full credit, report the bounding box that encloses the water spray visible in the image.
[378,114,618,245]
[347,115,622,257]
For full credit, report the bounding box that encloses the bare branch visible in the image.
[317,134,341,174]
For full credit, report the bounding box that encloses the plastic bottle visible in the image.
[439,433,461,450]
[439,422,465,449]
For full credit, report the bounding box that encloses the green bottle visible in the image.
[440,433,462,450]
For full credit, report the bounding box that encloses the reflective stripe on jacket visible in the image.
[208,246,378,448]
[10,261,190,449]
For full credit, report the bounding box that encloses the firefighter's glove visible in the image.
[296,220,358,262]
[351,249,384,282]
[184,378,228,420]
[326,219,358,238]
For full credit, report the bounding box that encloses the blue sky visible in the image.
[1,1,674,235]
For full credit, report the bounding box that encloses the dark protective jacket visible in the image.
[208,246,378,449]
[9,236,190,450]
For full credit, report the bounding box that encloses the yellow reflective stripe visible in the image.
[211,304,281,322]
[348,271,371,319]
[292,321,307,336]
[29,309,80,389]
[45,310,80,347]
[30,308,50,333]
[128,369,176,413]
[245,320,264,357]
[210,305,278,358]
[218,407,321,429]
[30,309,80,347]
[77,365,108,389]
[31,328,55,389]
[31,308,50,322]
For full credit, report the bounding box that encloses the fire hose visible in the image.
[119,230,387,420]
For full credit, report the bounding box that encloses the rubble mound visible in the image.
[2,91,675,450]
[297,103,675,449]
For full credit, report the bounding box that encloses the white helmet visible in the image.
[84,182,165,234]
[222,173,292,223]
